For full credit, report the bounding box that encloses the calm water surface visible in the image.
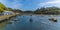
[0,15,60,30]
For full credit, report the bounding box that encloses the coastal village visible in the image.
[0,2,58,22]
[0,0,60,30]
[0,2,19,22]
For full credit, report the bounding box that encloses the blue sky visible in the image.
[0,0,60,11]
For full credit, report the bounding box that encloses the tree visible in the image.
[0,2,7,12]
[34,7,60,15]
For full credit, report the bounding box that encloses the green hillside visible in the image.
[34,7,60,15]
[0,2,7,13]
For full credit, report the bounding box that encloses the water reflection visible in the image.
[0,20,8,30]
[0,15,60,30]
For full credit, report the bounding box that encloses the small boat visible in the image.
[12,18,18,21]
[49,18,57,22]
[14,18,18,20]
[8,21,15,24]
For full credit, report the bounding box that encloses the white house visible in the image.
[2,11,13,15]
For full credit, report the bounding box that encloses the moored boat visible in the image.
[49,18,57,22]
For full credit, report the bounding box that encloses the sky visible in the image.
[0,0,60,11]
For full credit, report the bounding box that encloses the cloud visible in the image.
[11,0,22,9]
[0,0,22,9]
[12,2,22,9]
[13,0,21,3]
[38,0,60,7]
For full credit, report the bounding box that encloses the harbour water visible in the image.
[0,15,60,30]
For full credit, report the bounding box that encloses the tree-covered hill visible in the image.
[0,2,22,13]
[0,2,7,12]
[34,7,60,15]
